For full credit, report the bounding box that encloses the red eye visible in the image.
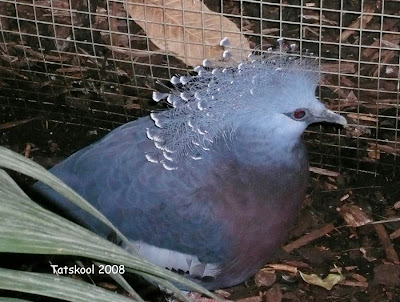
[293,109,306,120]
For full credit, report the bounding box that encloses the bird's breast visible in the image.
[197,143,308,287]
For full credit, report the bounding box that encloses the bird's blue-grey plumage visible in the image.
[33,47,347,290]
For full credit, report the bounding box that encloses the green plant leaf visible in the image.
[0,267,135,302]
[0,147,221,301]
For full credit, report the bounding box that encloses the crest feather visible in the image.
[148,40,320,168]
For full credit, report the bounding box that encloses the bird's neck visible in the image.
[231,114,307,167]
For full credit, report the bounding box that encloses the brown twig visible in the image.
[374,224,399,264]
[309,166,340,178]
[282,223,335,254]
[340,3,376,42]
[0,117,41,130]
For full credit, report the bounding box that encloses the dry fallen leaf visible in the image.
[125,0,250,66]
[299,270,344,290]
[254,268,277,287]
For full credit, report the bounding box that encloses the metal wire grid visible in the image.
[0,0,399,176]
[295,0,400,177]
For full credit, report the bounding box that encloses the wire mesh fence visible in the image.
[0,0,399,177]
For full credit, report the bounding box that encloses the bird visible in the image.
[33,42,347,290]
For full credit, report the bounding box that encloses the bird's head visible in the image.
[148,52,347,170]
[242,54,347,128]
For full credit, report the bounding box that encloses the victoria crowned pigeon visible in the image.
[33,44,347,290]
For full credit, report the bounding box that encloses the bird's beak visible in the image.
[316,109,348,128]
